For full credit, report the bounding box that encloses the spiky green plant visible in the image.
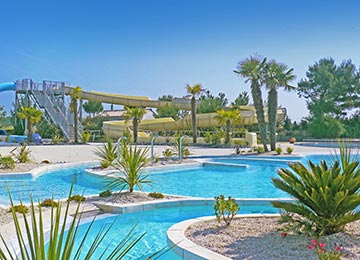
[162,149,173,161]
[0,185,147,260]
[172,136,190,159]
[95,140,117,168]
[272,146,360,236]
[0,155,15,169]
[107,143,151,192]
[11,143,31,163]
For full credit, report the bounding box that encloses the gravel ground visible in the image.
[186,217,360,260]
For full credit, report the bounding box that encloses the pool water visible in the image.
[0,166,107,204]
[0,154,336,204]
[2,154,336,259]
[66,203,279,259]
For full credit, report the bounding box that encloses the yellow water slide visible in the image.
[64,86,193,110]
[64,86,286,138]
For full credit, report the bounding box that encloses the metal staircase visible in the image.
[15,79,82,142]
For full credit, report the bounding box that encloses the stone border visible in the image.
[94,198,294,215]
[0,160,98,178]
[167,213,279,260]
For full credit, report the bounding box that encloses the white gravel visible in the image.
[186,217,360,260]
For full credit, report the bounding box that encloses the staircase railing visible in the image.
[31,90,71,141]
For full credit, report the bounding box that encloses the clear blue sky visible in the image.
[1,0,359,121]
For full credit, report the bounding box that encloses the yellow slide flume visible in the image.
[64,86,286,138]
[64,86,193,110]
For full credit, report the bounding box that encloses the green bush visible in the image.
[40,198,58,207]
[286,146,294,154]
[272,147,360,236]
[11,143,31,163]
[204,132,212,143]
[82,132,91,143]
[0,155,15,169]
[10,204,29,214]
[162,149,173,161]
[148,192,164,199]
[68,195,86,202]
[95,140,117,169]
[99,190,112,197]
[214,195,239,226]
[52,134,63,144]
[257,146,265,153]
[275,147,282,155]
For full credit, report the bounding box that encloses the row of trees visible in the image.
[9,56,360,144]
[297,58,360,138]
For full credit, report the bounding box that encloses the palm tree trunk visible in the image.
[133,119,138,144]
[27,122,33,143]
[74,102,78,143]
[191,96,197,143]
[268,88,277,151]
[251,83,268,152]
[225,120,231,144]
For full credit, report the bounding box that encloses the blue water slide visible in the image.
[0,81,16,92]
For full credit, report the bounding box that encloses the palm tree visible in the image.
[123,106,147,144]
[186,83,204,143]
[264,61,295,150]
[234,56,268,151]
[215,109,240,145]
[69,86,82,143]
[107,143,151,192]
[17,106,43,143]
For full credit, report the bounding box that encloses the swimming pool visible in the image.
[64,202,279,259]
[1,154,335,259]
[0,154,335,204]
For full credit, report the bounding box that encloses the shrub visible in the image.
[204,132,212,143]
[11,143,31,163]
[68,194,86,202]
[214,195,239,226]
[286,146,294,154]
[257,146,265,153]
[95,139,117,168]
[233,140,244,154]
[272,146,360,236]
[82,132,91,143]
[99,190,112,197]
[288,137,296,143]
[275,147,282,155]
[307,239,343,259]
[52,134,63,144]
[40,198,58,207]
[0,155,15,169]
[106,144,151,193]
[10,204,29,214]
[162,149,173,161]
[172,136,191,158]
[148,192,164,199]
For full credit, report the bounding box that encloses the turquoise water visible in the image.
[0,166,106,204]
[0,154,335,204]
[65,203,279,259]
[2,154,335,259]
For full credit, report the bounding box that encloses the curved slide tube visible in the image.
[0,82,16,92]
[103,109,286,138]
[64,86,193,110]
